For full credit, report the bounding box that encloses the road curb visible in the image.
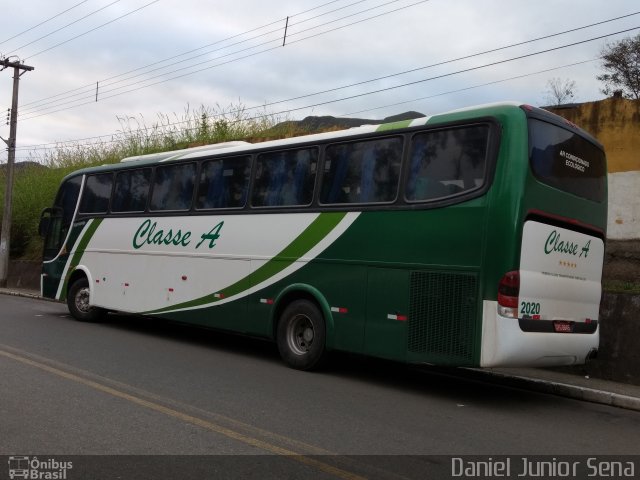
[466,369,640,412]
[0,289,54,302]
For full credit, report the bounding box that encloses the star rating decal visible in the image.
[559,260,577,268]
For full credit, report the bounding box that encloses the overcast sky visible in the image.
[1,0,638,162]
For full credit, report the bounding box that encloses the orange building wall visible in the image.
[548,98,640,174]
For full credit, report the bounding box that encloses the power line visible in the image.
[10,9,639,156]
[14,23,634,152]
[24,0,161,60]
[0,0,92,47]
[18,19,283,110]
[21,0,413,117]
[19,0,414,116]
[16,20,637,154]
[293,0,348,17]
[16,58,596,159]
[19,0,369,110]
[20,6,639,120]
[292,0,370,26]
[18,12,639,125]
[261,11,640,107]
[0,57,605,160]
[12,57,596,160]
[102,21,638,116]
[340,58,599,117]
[275,26,639,111]
[6,0,122,55]
[8,57,577,159]
[19,21,286,112]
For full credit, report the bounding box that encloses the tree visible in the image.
[597,33,640,100]
[544,77,577,106]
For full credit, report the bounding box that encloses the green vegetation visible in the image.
[0,103,287,260]
[597,33,640,100]
[3,164,76,259]
[603,280,640,295]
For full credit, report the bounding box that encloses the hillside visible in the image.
[0,161,48,173]
[257,111,425,139]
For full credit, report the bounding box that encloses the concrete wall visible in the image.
[587,292,640,385]
[608,172,640,239]
[7,260,40,291]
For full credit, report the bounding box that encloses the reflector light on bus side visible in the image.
[497,270,519,318]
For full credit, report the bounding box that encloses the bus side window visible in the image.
[150,163,197,211]
[251,148,317,207]
[79,173,113,214]
[112,168,151,212]
[320,137,402,204]
[197,156,251,209]
[406,125,489,202]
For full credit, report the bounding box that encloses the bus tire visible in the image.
[67,277,103,322]
[277,299,326,370]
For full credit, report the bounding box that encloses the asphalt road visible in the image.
[1,294,639,479]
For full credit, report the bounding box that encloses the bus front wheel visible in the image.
[67,277,103,322]
[277,299,326,370]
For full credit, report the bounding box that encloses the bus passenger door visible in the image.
[364,268,409,361]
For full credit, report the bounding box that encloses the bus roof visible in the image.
[119,141,252,163]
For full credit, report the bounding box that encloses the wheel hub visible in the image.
[288,314,315,355]
[302,327,314,343]
[76,287,91,313]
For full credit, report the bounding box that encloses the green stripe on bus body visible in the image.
[145,212,348,314]
[60,218,103,300]
[376,119,414,132]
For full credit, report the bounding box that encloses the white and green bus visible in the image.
[39,102,607,370]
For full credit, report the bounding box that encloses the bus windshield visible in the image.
[529,119,606,202]
[42,176,81,260]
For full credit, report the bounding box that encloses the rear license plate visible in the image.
[553,321,573,333]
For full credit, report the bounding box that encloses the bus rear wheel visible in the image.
[277,299,326,370]
[67,277,103,322]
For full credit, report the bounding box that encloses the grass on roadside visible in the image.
[603,279,640,295]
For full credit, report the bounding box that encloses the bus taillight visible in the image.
[498,271,519,318]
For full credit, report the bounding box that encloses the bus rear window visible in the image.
[529,119,606,202]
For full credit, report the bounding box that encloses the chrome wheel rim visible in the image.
[75,287,92,314]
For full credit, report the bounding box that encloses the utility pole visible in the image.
[0,58,34,288]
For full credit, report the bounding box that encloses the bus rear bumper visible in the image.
[479,300,599,367]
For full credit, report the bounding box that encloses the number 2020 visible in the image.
[520,301,541,315]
